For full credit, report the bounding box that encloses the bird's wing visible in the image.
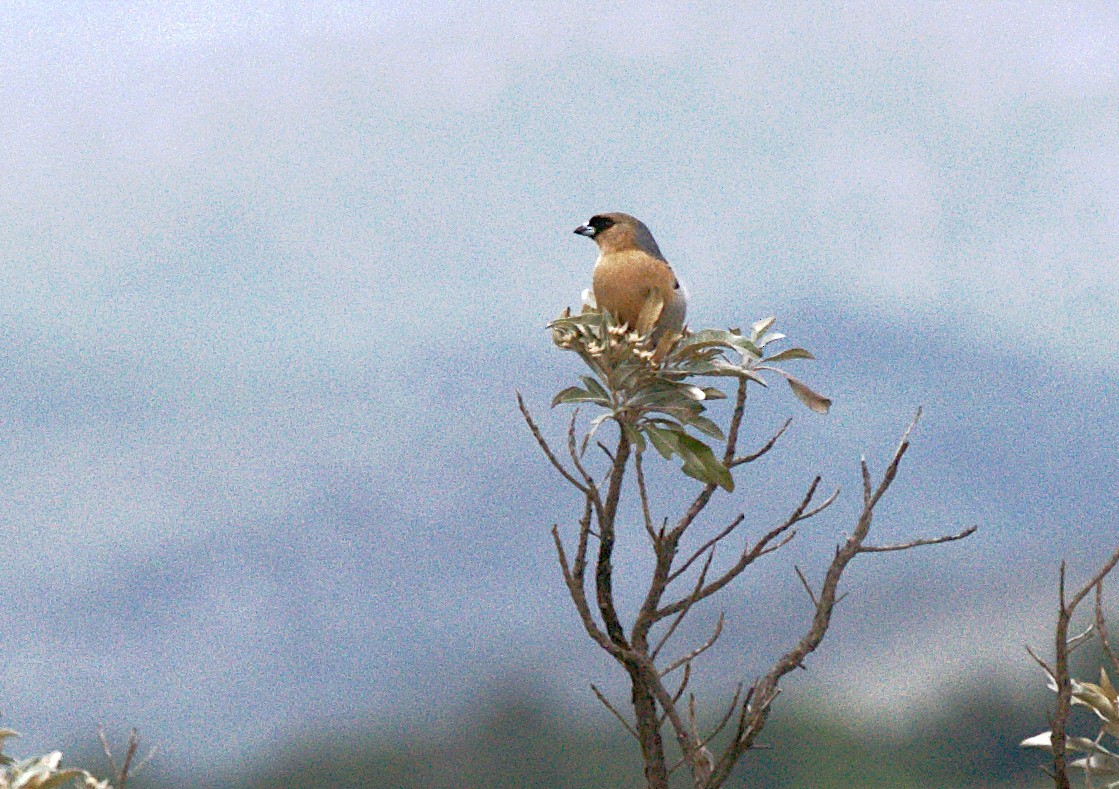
[635,289,665,337]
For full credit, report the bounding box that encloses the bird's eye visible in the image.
[590,215,615,231]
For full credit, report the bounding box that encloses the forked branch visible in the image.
[524,357,974,788]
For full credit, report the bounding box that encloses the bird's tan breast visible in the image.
[592,250,678,329]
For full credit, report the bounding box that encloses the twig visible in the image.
[1067,543,1119,615]
[595,430,633,648]
[98,727,154,789]
[653,549,717,660]
[634,450,658,544]
[552,524,621,659]
[567,410,595,486]
[730,418,792,468]
[1025,643,1055,678]
[670,379,752,544]
[667,515,744,584]
[794,565,818,607]
[703,682,744,748]
[721,377,749,466]
[860,526,978,552]
[591,683,639,740]
[516,392,589,493]
[657,477,831,620]
[660,612,726,678]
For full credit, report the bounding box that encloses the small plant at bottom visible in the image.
[0,728,112,789]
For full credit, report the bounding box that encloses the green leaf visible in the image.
[580,375,611,402]
[756,331,786,348]
[643,423,680,459]
[701,387,727,400]
[704,358,768,384]
[784,374,832,414]
[551,386,609,407]
[683,414,725,440]
[678,328,736,346]
[675,433,734,491]
[626,385,694,411]
[622,422,646,452]
[725,335,763,358]
[763,347,815,363]
[751,316,776,339]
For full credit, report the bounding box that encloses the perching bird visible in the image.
[574,212,687,341]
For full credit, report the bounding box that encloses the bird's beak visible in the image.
[574,223,596,237]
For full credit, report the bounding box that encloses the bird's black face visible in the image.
[574,214,616,238]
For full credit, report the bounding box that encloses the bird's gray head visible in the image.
[573,212,664,258]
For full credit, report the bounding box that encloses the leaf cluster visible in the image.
[1023,665,1119,785]
[549,306,830,491]
[0,729,111,789]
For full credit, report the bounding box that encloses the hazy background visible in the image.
[2,2,1117,784]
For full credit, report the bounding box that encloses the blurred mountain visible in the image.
[204,680,1052,788]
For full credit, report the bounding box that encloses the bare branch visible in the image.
[722,376,749,465]
[660,661,694,733]
[653,549,717,660]
[118,730,139,789]
[689,693,701,745]
[1096,583,1119,678]
[641,655,705,777]
[708,410,975,784]
[661,612,726,678]
[729,417,792,467]
[591,683,639,740]
[552,525,574,586]
[1067,543,1119,615]
[1025,643,1055,678]
[516,392,589,494]
[802,486,841,519]
[1052,562,1073,788]
[634,450,658,545]
[567,409,596,487]
[703,682,743,747]
[658,476,830,620]
[859,526,978,553]
[671,662,692,708]
[669,379,751,545]
[794,565,818,607]
[571,494,594,581]
[98,727,153,789]
[552,524,621,659]
[596,430,634,649]
[667,515,744,585]
[98,726,119,779]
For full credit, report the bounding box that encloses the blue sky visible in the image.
[2,1,1118,779]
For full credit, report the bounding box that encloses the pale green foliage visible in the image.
[549,306,830,491]
[0,730,111,789]
[1022,665,1119,785]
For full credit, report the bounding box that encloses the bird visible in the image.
[574,212,687,341]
